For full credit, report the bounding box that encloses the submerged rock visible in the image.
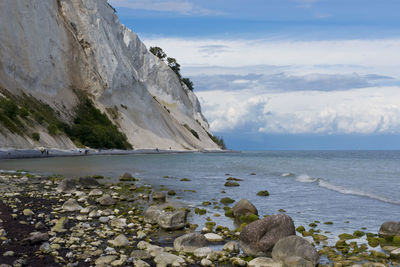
[174,233,208,253]
[271,235,319,266]
[240,214,295,257]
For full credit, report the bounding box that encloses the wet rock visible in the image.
[204,233,223,242]
[108,234,130,247]
[271,235,319,266]
[240,214,295,257]
[131,250,152,260]
[89,189,103,197]
[201,258,213,266]
[134,260,150,267]
[379,221,400,239]
[223,241,240,254]
[95,255,118,266]
[78,177,100,189]
[158,209,187,231]
[248,257,282,267]
[232,198,258,219]
[56,179,76,193]
[22,231,49,245]
[194,247,213,258]
[152,192,166,203]
[119,172,137,181]
[174,233,208,253]
[154,252,185,267]
[97,194,116,206]
[3,251,15,257]
[390,248,400,259]
[51,217,68,233]
[22,209,34,216]
[62,198,83,212]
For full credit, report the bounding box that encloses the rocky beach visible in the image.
[1,169,400,267]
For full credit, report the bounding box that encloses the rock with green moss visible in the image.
[239,214,259,224]
[226,177,243,181]
[296,225,305,233]
[180,178,191,182]
[256,190,269,197]
[220,197,235,205]
[353,230,365,238]
[202,201,211,206]
[339,233,354,240]
[195,208,206,215]
[167,190,176,196]
[224,181,240,187]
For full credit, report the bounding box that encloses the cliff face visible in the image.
[0,0,219,150]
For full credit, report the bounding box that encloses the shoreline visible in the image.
[0,148,239,160]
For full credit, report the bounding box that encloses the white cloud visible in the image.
[198,86,400,134]
[108,0,219,15]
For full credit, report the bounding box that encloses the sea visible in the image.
[1,150,399,244]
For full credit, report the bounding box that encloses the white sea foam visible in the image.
[281,172,295,177]
[318,179,400,205]
[295,174,318,183]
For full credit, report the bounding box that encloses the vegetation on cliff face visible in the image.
[66,97,132,149]
[0,88,132,149]
[208,133,227,150]
[150,46,195,91]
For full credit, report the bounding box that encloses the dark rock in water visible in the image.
[272,235,319,266]
[56,179,76,193]
[152,192,166,203]
[379,222,400,239]
[22,232,49,245]
[174,233,208,253]
[78,177,100,189]
[240,214,295,257]
[120,172,137,181]
[232,198,258,219]
[224,181,240,187]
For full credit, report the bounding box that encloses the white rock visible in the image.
[201,258,213,266]
[248,257,283,267]
[89,189,103,197]
[194,247,213,258]
[204,233,223,242]
[154,252,185,267]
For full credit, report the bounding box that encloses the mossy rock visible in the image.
[167,190,176,196]
[238,214,259,224]
[226,177,243,181]
[335,239,348,249]
[220,197,235,205]
[393,235,400,245]
[224,209,234,218]
[92,175,104,179]
[202,201,211,206]
[180,178,191,182]
[367,237,380,247]
[324,221,333,225]
[205,221,216,230]
[236,223,248,232]
[339,233,354,240]
[313,234,328,242]
[278,209,286,213]
[256,190,269,197]
[309,222,318,228]
[163,206,176,212]
[195,208,207,215]
[224,181,240,187]
[302,231,313,237]
[353,230,365,238]
[189,224,198,230]
[296,225,306,233]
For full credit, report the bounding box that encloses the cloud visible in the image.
[108,0,219,15]
[198,86,400,134]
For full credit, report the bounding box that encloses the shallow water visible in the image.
[1,150,399,241]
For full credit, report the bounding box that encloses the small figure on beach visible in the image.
[156,148,159,152]
[84,149,89,155]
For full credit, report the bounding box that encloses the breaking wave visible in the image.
[296,174,319,183]
[281,172,295,177]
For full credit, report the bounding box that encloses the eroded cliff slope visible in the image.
[0,0,220,150]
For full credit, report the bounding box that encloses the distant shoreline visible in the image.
[0,148,238,160]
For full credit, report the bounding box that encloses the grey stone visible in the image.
[144,206,162,224]
[379,221,400,239]
[232,198,258,218]
[56,179,76,193]
[152,191,166,203]
[283,256,314,267]
[204,233,223,242]
[248,257,282,267]
[89,189,103,196]
[134,260,150,267]
[130,250,152,260]
[272,235,319,266]
[223,241,240,254]
[62,198,83,212]
[78,177,99,189]
[240,214,295,257]
[97,194,116,206]
[108,234,130,247]
[157,209,187,231]
[194,247,213,258]
[22,232,49,245]
[174,233,208,253]
[95,255,118,266]
[153,252,185,267]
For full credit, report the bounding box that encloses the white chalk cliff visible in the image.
[0,0,220,150]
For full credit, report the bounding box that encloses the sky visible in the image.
[108,0,400,150]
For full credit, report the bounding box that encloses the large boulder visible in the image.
[271,235,319,266]
[379,221,400,239]
[56,179,76,193]
[174,233,208,253]
[232,198,258,218]
[240,214,295,257]
[78,177,100,189]
[157,209,187,230]
[144,205,187,230]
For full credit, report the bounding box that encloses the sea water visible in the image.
[1,150,399,243]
